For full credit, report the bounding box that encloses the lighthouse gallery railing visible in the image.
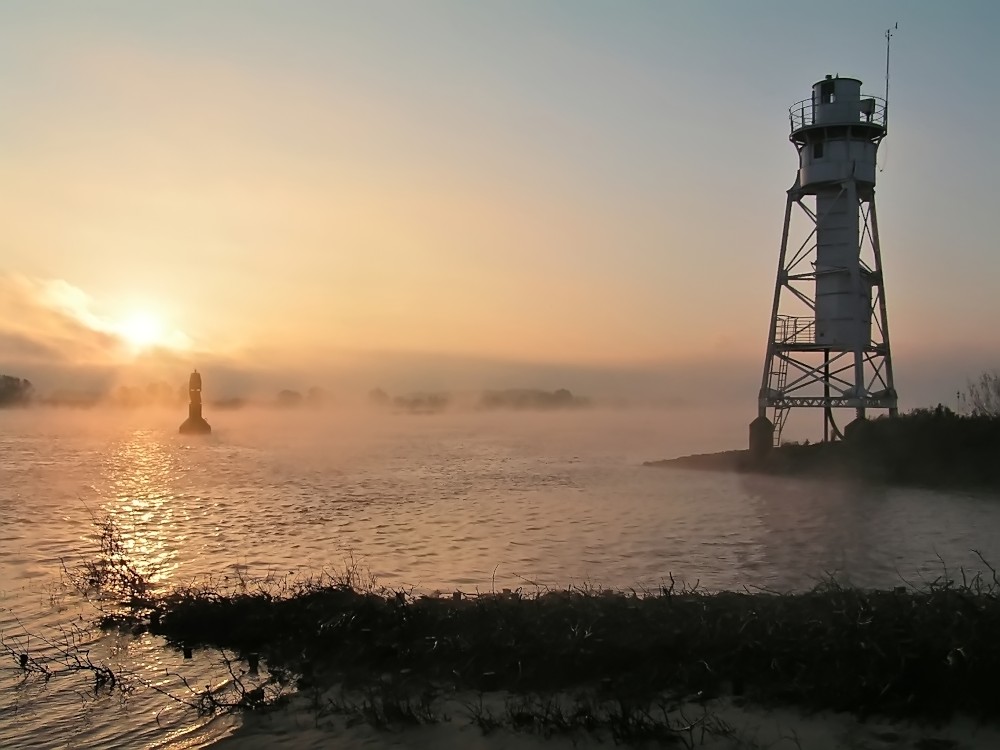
[788,95,887,132]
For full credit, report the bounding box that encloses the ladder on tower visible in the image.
[769,354,790,446]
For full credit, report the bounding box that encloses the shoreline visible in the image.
[644,440,1000,492]
[15,511,1000,749]
[646,408,1000,492]
[208,689,1000,749]
[643,444,864,482]
[138,580,1000,728]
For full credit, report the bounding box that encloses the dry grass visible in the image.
[135,564,1000,722]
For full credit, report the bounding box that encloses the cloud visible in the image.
[0,330,66,362]
[0,273,262,397]
[0,274,119,364]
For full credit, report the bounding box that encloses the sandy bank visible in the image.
[209,690,1000,749]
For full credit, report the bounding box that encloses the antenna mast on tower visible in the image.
[884,23,897,122]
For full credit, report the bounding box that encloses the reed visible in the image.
[136,564,1000,722]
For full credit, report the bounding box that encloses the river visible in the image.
[2,407,998,748]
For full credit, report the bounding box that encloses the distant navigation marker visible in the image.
[752,71,898,453]
[179,369,212,435]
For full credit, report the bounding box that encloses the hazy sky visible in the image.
[2,1,999,413]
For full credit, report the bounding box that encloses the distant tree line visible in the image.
[0,374,33,407]
[394,392,450,414]
[366,387,591,414]
[41,390,102,408]
[111,382,185,408]
[273,387,326,409]
[19,380,329,410]
[478,388,590,411]
[368,388,450,413]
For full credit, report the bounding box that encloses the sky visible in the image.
[2,1,999,423]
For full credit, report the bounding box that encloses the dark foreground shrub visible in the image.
[145,573,1000,721]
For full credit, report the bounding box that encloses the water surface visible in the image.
[2,408,998,748]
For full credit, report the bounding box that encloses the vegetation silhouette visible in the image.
[365,387,590,414]
[962,370,1000,417]
[275,389,304,408]
[40,389,102,408]
[478,388,590,411]
[112,381,183,408]
[652,405,1000,490]
[368,387,390,407]
[30,515,1000,734]
[0,374,33,406]
[392,392,450,414]
[0,373,340,411]
[367,388,451,414]
[219,573,994,723]
[211,396,248,410]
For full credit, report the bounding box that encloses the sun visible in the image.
[117,312,166,350]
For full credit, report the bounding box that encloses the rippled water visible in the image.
[2,407,1000,748]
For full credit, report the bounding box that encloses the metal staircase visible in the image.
[769,354,790,446]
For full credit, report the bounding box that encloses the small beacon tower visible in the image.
[751,75,897,452]
[179,369,211,435]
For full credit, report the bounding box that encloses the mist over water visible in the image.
[3,407,1000,748]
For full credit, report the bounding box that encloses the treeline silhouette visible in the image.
[665,405,1000,490]
[0,374,33,406]
[368,388,450,414]
[275,387,326,409]
[367,387,591,414]
[668,404,1000,489]
[478,388,589,410]
[0,374,331,410]
[841,405,1000,487]
[2,374,589,414]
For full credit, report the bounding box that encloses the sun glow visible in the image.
[117,312,167,350]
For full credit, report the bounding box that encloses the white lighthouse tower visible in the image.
[751,74,897,451]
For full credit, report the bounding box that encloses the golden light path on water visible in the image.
[105,432,184,588]
[3,408,1000,749]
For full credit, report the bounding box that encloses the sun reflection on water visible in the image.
[102,430,184,587]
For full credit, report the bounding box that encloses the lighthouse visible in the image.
[179,369,211,435]
[751,74,897,453]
